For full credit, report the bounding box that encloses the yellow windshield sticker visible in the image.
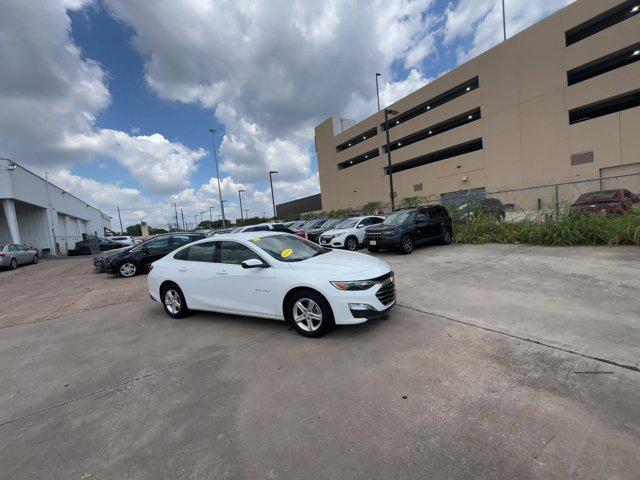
[281,248,293,258]
[251,237,261,242]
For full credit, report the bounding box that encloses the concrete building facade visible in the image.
[315,0,640,212]
[0,158,111,255]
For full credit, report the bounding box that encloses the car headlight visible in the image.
[331,280,376,291]
[383,229,397,236]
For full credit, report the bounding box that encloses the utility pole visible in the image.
[269,171,278,219]
[180,208,185,230]
[194,214,198,229]
[209,206,214,221]
[238,189,245,222]
[209,128,226,227]
[375,73,382,111]
[383,108,399,211]
[117,206,124,234]
[200,211,205,223]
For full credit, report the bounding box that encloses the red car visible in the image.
[571,189,638,215]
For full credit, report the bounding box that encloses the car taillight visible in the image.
[0,253,4,257]
[147,265,153,272]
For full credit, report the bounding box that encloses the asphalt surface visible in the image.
[1,245,639,479]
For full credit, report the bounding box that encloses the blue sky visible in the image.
[0,0,573,228]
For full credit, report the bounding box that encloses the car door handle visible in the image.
[178,267,187,272]
[217,269,228,275]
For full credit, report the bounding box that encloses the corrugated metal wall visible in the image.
[14,201,50,251]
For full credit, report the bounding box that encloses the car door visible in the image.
[13,245,28,264]
[213,240,276,317]
[172,242,217,310]
[414,212,430,242]
[355,217,374,244]
[139,236,173,267]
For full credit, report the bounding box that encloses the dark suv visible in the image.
[365,205,452,254]
[105,233,205,277]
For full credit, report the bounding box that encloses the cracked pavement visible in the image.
[0,245,639,479]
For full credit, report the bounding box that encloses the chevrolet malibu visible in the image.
[147,232,395,337]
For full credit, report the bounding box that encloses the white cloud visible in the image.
[0,0,205,196]
[61,129,207,193]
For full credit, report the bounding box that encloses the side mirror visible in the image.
[242,258,266,269]
[357,224,365,228]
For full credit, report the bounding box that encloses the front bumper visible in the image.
[329,274,396,325]
[365,236,400,249]
[319,235,346,248]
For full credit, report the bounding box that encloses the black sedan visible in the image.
[105,233,205,277]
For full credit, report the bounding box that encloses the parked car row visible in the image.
[570,189,639,215]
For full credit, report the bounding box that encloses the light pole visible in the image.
[209,206,214,221]
[383,108,399,211]
[375,73,382,111]
[200,211,205,223]
[209,128,226,228]
[244,208,249,218]
[238,189,245,222]
[268,171,278,219]
[501,0,507,41]
[194,214,198,229]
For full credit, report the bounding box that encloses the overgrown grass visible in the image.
[453,209,640,246]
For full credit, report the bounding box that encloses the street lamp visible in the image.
[383,108,399,211]
[194,214,198,229]
[268,171,278,219]
[244,208,249,218]
[209,128,226,228]
[200,211,205,223]
[375,73,382,111]
[238,189,246,222]
[209,206,214,221]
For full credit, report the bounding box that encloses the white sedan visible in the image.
[319,216,384,250]
[147,232,395,337]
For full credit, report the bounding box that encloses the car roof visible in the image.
[187,231,286,245]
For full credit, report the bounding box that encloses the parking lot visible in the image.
[1,244,639,479]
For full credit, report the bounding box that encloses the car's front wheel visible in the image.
[9,258,17,270]
[286,290,334,338]
[400,235,414,254]
[32,254,38,264]
[118,261,138,277]
[161,284,190,319]
[345,236,358,251]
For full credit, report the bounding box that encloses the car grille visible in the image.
[366,231,383,238]
[375,272,395,305]
[320,235,335,243]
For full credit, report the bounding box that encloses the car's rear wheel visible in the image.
[345,236,358,251]
[9,258,18,270]
[400,235,414,254]
[286,290,334,338]
[118,261,138,277]
[441,226,452,245]
[32,254,38,264]
[161,284,189,319]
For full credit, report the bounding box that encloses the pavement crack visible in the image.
[397,303,640,374]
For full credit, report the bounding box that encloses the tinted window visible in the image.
[219,241,261,265]
[416,213,428,223]
[270,224,290,232]
[138,237,170,252]
[383,211,414,225]
[371,217,384,224]
[186,242,215,262]
[171,235,195,246]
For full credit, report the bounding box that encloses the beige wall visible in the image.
[315,0,640,212]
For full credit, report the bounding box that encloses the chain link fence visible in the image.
[301,172,640,220]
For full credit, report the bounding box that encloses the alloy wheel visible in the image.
[442,228,451,244]
[402,237,413,253]
[119,262,137,277]
[164,289,181,315]
[33,255,39,264]
[293,298,323,332]
[10,258,17,270]
[346,238,357,251]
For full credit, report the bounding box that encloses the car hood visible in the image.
[366,224,399,232]
[288,249,387,277]
[306,227,331,235]
[96,246,132,259]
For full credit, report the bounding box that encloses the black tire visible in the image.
[285,289,334,338]
[440,226,452,245]
[9,258,18,270]
[32,254,38,264]
[161,283,190,319]
[117,261,139,278]
[367,246,380,253]
[345,236,358,251]
[399,235,414,254]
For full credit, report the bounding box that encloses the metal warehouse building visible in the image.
[0,158,111,256]
[315,0,640,211]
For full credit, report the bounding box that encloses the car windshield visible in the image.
[249,234,326,262]
[383,211,414,225]
[300,220,317,229]
[336,218,359,229]
[577,191,618,201]
[320,218,341,229]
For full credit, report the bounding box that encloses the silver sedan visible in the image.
[0,243,38,270]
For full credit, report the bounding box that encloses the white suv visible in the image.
[319,216,384,250]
